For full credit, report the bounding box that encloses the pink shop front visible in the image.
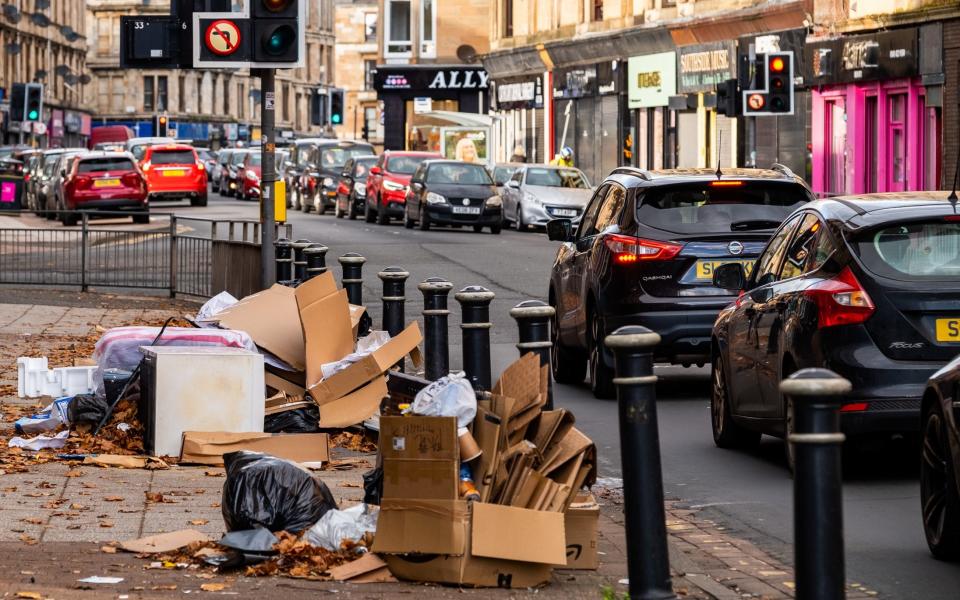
[806,26,944,196]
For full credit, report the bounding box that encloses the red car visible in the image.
[365,151,440,225]
[141,144,208,206]
[60,151,149,225]
[239,152,262,201]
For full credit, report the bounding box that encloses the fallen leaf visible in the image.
[81,482,97,489]
[152,585,177,590]
[200,583,228,592]
[204,471,223,477]
[188,519,208,526]
[341,482,361,488]
[104,496,124,502]
[119,508,139,513]
[100,520,114,528]
[18,534,37,545]
[66,525,81,530]
[65,469,83,477]
[15,592,41,599]
[20,518,43,525]
[101,545,117,554]
[145,492,174,503]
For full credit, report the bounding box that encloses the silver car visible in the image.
[501,165,593,231]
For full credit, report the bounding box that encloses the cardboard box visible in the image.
[294,273,354,386]
[563,494,599,570]
[216,284,306,371]
[179,431,329,466]
[318,376,388,428]
[380,415,459,500]
[374,499,565,588]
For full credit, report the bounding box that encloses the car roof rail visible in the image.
[770,163,796,179]
[611,166,652,180]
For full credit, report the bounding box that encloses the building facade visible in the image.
[333,0,383,146]
[0,0,93,147]
[86,0,335,146]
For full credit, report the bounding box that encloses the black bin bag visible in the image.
[221,451,337,533]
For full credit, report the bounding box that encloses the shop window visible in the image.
[592,0,603,21]
[888,93,906,188]
[924,105,941,190]
[504,0,513,37]
[865,95,878,193]
[385,0,412,56]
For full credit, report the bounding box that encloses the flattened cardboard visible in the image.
[296,286,354,386]
[540,427,593,476]
[373,499,468,555]
[265,371,307,397]
[328,553,394,582]
[179,432,329,466]
[564,494,599,570]
[385,554,553,589]
[492,353,541,410]
[217,285,305,370]
[472,408,501,502]
[381,415,459,500]
[309,322,422,404]
[317,376,388,428]
[120,529,210,554]
[471,503,566,564]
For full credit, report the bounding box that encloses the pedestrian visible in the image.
[550,146,574,167]
[510,145,527,163]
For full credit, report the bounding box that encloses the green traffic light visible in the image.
[332,115,342,124]
[264,25,295,56]
[27,110,39,121]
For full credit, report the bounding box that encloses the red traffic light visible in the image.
[770,57,785,72]
[747,94,766,110]
[262,0,292,12]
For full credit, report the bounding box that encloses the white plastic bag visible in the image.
[319,330,391,380]
[14,397,72,434]
[407,371,477,428]
[304,503,379,551]
[9,430,70,451]
[196,291,239,322]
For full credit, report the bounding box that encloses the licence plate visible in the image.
[162,170,186,177]
[935,319,960,342]
[553,208,577,217]
[695,259,755,281]
[452,206,481,215]
[93,178,120,188]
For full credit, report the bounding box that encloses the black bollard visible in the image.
[338,253,366,306]
[378,266,409,337]
[510,300,555,410]
[419,277,453,381]
[274,237,293,284]
[455,285,495,392]
[291,239,312,282]
[780,369,850,600]
[605,325,675,600]
[303,244,329,280]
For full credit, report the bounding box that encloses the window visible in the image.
[504,0,513,36]
[780,215,828,280]
[753,214,803,287]
[143,76,155,112]
[525,168,590,188]
[364,13,377,42]
[593,185,626,232]
[223,78,230,115]
[363,107,378,139]
[854,222,960,280]
[865,96,878,193]
[425,163,492,184]
[888,93,907,187]
[178,75,186,113]
[577,184,609,240]
[420,0,435,57]
[592,0,603,21]
[150,150,196,165]
[364,60,376,91]
[112,77,125,112]
[78,158,134,173]
[386,155,429,175]
[386,0,412,55]
[924,106,941,190]
[157,76,168,111]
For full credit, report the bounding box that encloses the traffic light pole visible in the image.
[258,68,277,289]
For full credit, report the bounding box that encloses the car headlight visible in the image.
[523,192,541,205]
[354,182,366,195]
[323,177,334,187]
[383,179,406,191]
[486,195,502,207]
[245,170,259,181]
[426,192,447,205]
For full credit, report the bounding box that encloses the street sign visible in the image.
[32,122,47,136]
[205,19,241,56]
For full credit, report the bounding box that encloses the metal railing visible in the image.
[0,210,291,298]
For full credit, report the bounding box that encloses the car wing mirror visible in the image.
[713,262,747,291]
[546,219,573,242]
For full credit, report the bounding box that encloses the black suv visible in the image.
[547,166,813,398]
[285,138,375,214]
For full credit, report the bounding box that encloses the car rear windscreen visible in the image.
[853,221,960,280]
[152,150,195,165]
[78,158,134,173]
[637,182,809,234]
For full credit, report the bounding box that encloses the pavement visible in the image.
[0,293,877,599]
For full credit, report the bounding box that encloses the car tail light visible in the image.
[840,402,868,412]
[73,175,92,190]
[141,161,152,172]
[604,234,683,264]
[803,266,875,329]
[196,161,205,171]
[121,172,142,188]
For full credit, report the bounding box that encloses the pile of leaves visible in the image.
[66,396,145,455]
[331,431,377,453]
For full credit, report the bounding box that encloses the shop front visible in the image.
[373,65,490,152]
[807,27,942,196]
[627,51,676,170]
[552,62,622,184]
[491,74,547,164]
[673,41,737,169]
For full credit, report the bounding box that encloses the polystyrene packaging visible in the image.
[407,371,477,429]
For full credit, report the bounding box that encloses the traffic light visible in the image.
[155,114,169,137]
[252,0,299,63]
[9,83,26,122]
[715,79,740,117]
[24,83,43,122]
[329,89,344,125]
[193,0,305,68]
[742,51,794,116]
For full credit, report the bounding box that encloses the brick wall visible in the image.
[945,19,960,190]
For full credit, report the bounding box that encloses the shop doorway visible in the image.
[824,98,847,196]
[886,92,907,192]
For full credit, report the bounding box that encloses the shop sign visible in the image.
[414,97,433,114]
[628,52,676,108]
[50,110,64,139]
[678,42,735,93]
[806,28,917,85]
[374,67,489,92]
[495,77,543,110]
[554,66,596,99]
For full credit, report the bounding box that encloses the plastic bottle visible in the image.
[459,463,480,502]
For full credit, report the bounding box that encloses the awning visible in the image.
[544,26,675,69]
[481,46,548,80]
[668,0,808,46]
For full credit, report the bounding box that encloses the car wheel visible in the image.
[922,401,960,559]
[376,203,389,225]
[550,303,586,384]
[711,353,761,449]
[132,213,150,224]
[334,199,344,219]
[404,208,415,229]
[417,205,431,231]
[515,208,526,232]
[219,180,227,196]
[44,198,56,220]
[60,201,78,227]
[473,224,484,233]
[300,190,311,212]
[781,361,798,473]
[588,310,616,400]
[490,224,502,235]
[364,200,376,223]
[191,196,208,207]
[316,193,326,215]
[348,199,359,220]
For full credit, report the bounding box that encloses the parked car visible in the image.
[546,166,813,398]
[286,138,375,214]
[89,125,134,149]
[11,149,40,208]
[239,152,262,201]
[335,156,378,220]
[141,144,207,206]
[921,353,960,559]
[220,150,250,198]
[366,151,440,225]
[711,191,960,464]
[57,152,148,225]
[126,137,175,162]
[489,163,522,189]
[211,149,234,194]
[43,150,87,219]
[403,160,502,234]
[202,149,219,175]
[502,165,593,231]
[92,142,126,152]
[30,149,70,215]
